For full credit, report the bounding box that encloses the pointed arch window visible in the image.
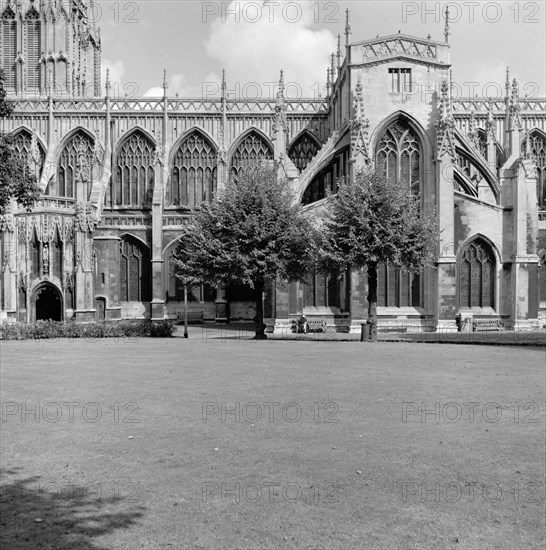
[230,132,273,178]
[476,129,488,160]
[166,244,216,302]
[119,236,151,302]
[377,264,421,308]
[459,239,495,309]
[375,121,423,308]
[11,130,44,180]
[170,132,217,207]
[57,132,96,201]
[523,131,546,209]
[2,7,16,89]
[26,7,41,90]
[376,122,421,195]
[289,133,320,172]
[108,132,155,207]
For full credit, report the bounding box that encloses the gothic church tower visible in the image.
[0,0,101,97]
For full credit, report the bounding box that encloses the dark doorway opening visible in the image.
[95,297,106,321]
[35,284,62,322]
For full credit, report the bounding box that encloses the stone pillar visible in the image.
[508,160,540,328]
[0,212,18,323]
[435,152,457,331]
[150,200,165,320]
[73,225,96,321]
[349,270,368,333]
[150,126,168,320]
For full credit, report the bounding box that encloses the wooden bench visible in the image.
[307,319,328,333]
[291,318,329,333]
[177,310,204,324]
[472,319,503,332]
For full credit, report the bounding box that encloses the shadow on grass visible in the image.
[0,468,146,550]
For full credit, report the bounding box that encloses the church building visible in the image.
[1,0,545,332]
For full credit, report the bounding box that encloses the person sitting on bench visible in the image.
[297,314,308,334]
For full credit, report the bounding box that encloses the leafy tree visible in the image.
[0,69,40,215]
[173,163,316,339]
[320,168,438,339]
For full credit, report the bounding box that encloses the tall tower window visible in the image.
[26,7,41,90]
[375,120,423,308]
[170,132,217,207]
[1,7,16,89]
[388,68,411,93]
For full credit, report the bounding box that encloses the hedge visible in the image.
[0,319,175,340]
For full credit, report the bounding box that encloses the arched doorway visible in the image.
[33,283,63,322]
[95,297,106,321]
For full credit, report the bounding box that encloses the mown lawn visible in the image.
[1,338,544,549]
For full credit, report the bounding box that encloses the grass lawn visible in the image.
[0,338,544,550]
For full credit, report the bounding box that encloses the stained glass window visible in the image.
[108,132,155,207]
[57,132,96,200]
[170,132,217,206]
[288,133,320,172]
[166,245,216,302]
[119,237,151,302]
[230,132,273,178]
[459,239,495,308]
[375,122,423,307]
[11,129,44,180]
[376,122,421,195]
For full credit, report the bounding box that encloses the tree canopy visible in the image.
[173,163,316,338]
[320,168,438,337]
[0,69,40,215]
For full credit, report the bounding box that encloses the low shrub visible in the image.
[0,319,175,341]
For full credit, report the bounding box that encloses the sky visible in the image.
[94,0,546,100]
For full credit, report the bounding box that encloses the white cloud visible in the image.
[205,0,336,99]
[101,59,126,95]
[143,72,222,98]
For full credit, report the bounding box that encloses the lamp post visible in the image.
[183,284,189,339]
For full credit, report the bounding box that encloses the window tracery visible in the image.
[289,133,320,172]
[376,122,421,195]
[119,236,151,302]
[230,133,273,178]
[57,132,96,200]
[11,130,44,180]
[170,132,217,207]
[166,245,216,302]
[459,239,495,309]
[108,132,155,207]
[375,121,423,308]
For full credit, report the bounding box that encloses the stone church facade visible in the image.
[1,0,545,331]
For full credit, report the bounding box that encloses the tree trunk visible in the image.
[367,263,378,342]
[254,281,267,340]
